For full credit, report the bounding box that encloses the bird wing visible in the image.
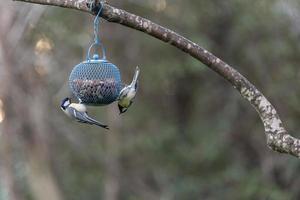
[68,107,109,130]
[83,113,109,130]
[118,67,140,99]
[117,84,128,100]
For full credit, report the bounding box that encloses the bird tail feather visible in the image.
[85,114,109,130]
[130,66,140,87]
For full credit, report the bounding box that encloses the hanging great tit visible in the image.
[118,66,140,114]
[60,97,109,129]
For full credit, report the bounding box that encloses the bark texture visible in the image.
[13,0,300,158]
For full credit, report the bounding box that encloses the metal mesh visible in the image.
[69,58,122,105]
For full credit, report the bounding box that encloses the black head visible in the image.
[118,104,127,114]
[61,97,71,110]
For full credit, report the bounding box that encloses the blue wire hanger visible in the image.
[87,1,106,61]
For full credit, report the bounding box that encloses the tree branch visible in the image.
[13,0,300,158]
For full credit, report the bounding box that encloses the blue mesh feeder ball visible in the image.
[69,54,122,105]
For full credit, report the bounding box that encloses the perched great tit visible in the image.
[118,66,140,114]
[60,97,109,129]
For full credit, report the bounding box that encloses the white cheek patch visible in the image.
[63,101,70,107]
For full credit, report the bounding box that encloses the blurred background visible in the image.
[1,0,300,199]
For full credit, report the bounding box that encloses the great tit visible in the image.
[118,66,140,114]
[60,97,109,129]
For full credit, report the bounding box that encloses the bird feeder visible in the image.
[69,52,122,105]
[68,3,123,105]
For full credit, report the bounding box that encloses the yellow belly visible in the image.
[119,98,131,107]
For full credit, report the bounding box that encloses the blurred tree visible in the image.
[0,2,62,200]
